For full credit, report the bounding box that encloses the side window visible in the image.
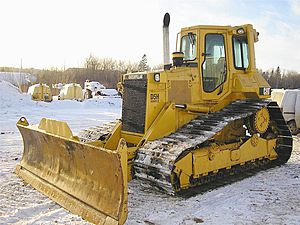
[180,33,197,60]
[233,36,249,69]
[202,34,227,92]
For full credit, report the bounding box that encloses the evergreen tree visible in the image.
[275,66,281,88]
[138,54,149,72]
[269,69,275,88]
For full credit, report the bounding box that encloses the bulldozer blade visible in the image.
[15,117,128,225]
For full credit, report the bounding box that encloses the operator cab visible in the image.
[171,25,257,100]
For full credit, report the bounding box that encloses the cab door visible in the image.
[200,30,229,101]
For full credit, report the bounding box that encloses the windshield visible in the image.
[180,33,197,60]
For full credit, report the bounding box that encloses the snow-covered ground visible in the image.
[0,80,299,225]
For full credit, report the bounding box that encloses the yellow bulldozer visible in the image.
[16,13,293,225]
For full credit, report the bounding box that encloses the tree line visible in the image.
[1,56,299,90]
[0,54,156,89]
[1,66,120,89]
[260,66,300,89]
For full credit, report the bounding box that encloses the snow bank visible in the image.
[0,80,39,111]
[0,80,121,114]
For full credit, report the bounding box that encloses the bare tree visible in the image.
[85,54,100,70]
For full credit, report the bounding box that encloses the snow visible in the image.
[53,83,64,90]
[0,72,37,86]
[0,81,40,112]
[101,88,119,96]
[84,81,106,90]
[0,81,300,225]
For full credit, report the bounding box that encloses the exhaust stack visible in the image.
[163,13,170,65]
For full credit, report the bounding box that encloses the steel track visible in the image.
[134,100,293,194]
[78,120,118,142]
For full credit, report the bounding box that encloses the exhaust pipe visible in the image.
[163,13,170,66]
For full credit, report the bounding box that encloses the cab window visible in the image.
[233,35,249,69]
[202,34,227,92]
[180,33,197,60]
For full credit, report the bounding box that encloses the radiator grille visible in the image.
[122,79,147,133]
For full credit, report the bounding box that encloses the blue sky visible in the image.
[0,0,299,72]
[161,0,300,71]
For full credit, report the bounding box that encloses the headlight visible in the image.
[154,73,160,82]
[237,28,245,34]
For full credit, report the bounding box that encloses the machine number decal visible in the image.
[150,94,159,102]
